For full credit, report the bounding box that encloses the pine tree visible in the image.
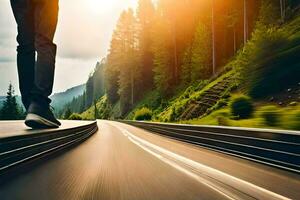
[104,63,119,104]
[85,74,94,108]
[226,7,240,53]
[93,60,105,101]
[211,0,216,75]
[64,107,72,119]
[258,0,281,26]
[94,100,98,120]
[151,12,173,95]
[243,0,248,45]
[181,46,193,85]
[18,106,26,119]
[191,23,212,82]
[182,22,212,84]
[0,83,21,120]
[156,0,181,84]
[80,91,86,112]
[105,14,125,105]
[137,0,155,90]
[105,9,141,115]
[117,9,141,115]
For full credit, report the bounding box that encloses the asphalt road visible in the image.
[0,120,299,200]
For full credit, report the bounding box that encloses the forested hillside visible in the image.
[64,0,300,130]
[60,60,105,117]
[104,0,262,116]
[50,84,85,115]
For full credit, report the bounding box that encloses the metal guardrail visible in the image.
[122,121,300,174]
[0,121,98,175]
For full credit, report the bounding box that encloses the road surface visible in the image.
[0,120,299,200]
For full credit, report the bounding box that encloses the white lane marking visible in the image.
[127,135,236,200]
[109,123,291,200]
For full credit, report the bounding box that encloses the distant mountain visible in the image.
[50,84,85,113]
[1,84,85,114]
[62,61,105,115]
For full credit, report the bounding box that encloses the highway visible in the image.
[0,120,299,200]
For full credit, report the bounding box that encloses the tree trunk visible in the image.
[280,0,283,20]
[233,28,236,53]
[244,0,248,45]
[131,68,134,106]
[283,0,286,21]
[280,0,286,21]
[94,101,97,120]
[172,24,178,84]
[211,0,216,75]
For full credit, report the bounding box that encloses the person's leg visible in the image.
[32,0,59,107]
[10,0,35,110]
[25,0,61,129]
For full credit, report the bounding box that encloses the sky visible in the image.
[0,0,138,96]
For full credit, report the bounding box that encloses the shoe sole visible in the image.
[25,113,60,129]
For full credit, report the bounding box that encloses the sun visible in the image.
[87,0,116,15]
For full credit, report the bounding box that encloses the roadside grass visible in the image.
[181,104,300,131]
[126,90,161,120]
[157,70,237,122]
[178,16,300,131]
[80,95,110,120]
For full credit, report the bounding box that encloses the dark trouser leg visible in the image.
[10,0,35,110]
[32,0,59,107]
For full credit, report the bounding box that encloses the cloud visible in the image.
[0,0,139,95]
[53,58,97,93]
[55,0,138,60]
[0,44,16,64]
[0,62,19,96]
[1,0,139,62]
[55,1,114,60]
[0,57,15,63]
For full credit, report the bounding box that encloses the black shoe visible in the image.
[25,102,61,129]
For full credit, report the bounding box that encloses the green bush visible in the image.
[68,113,83,120]
[134,107,153,121]
[283,110,300,130]
[259,105,281,126]
[243,24,300,99]
[230,95,254,119]
[289,102,298,107]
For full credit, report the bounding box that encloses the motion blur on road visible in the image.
[0,120,299,200]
